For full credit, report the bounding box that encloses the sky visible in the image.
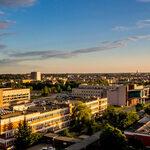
[0,0,150,73]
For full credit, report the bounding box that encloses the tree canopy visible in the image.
[102,105,139,130]
[100,124,128,150]
[72,101,91,131]
[14,120,42,150]
[145,105,150,115]
[136,103,145,112]
[128,136,146,150]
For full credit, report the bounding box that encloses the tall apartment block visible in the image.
[0,88,30,108]
[31,72,41,81]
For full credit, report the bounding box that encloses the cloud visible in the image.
[137,0,150,2]
[0,0,37,7]
[113,19,150,31]
[0,44,6,49]
[0,32,16,38]
[0,20,16,31]
[0,11,6,15]
[1,34,148,66]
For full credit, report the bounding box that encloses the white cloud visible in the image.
[113,19,150,31]
[0,20,16,31]
[0,0,37,7]
[0,11,6,15]
[1,34,149,65]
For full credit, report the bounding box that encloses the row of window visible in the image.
[32,115,70,130]
[26,109,70,123]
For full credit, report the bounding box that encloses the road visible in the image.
[27,143,53,150]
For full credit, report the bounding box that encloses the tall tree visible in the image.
[100,124,128,150]
[14,120,41,150]
[72,101,91,131]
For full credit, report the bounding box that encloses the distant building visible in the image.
[0,88,30,107]
[22,79,33,83]
[31,72,41,81]
[107,84,149,106]
[72,84,107,98]
[73,84,149,107]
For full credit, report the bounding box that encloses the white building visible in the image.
[31,72,41,81]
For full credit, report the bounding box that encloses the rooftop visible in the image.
[0,103,68,119]
[0,88,29,91]
[125,117,150,134]
[68,97,100,103]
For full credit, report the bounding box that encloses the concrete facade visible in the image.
[31,72,41,81]
[0,88,30,108]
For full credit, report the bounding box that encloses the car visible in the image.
[41,147,48,150]
[41,146,55,150]
[48,146,55,150]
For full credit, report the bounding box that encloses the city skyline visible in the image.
[0,0,150,73]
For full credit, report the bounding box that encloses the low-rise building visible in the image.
[0,97,107,149]
[0,104,71,149]
[68,97,107,116]
[0,88,30,108]
[124,117,150,147]
[72,84,107,98]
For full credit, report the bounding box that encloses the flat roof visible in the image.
[44,133,80,143]
[0,104,68,119]
[65,131,101,150]
[0,88,29,91]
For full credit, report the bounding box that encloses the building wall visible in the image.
[72,88,106,98]
[31,72,41,81]
[0,107,71,149]
[107,86,127,106]
[0,88,30,107]
[0,90,3,107]
[125,132,150,147]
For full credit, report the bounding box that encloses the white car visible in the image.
[48,146,55,150]
[41,146,55,150]
[41,147,48,150]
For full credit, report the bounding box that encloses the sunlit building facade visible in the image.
[0,88,30,108]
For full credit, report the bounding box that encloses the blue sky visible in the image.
[0,0,150,73]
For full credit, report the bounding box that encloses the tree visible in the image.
[102,105,118,125]
[145,105,150,115]
[51,87,58,93]
[14,120,42,150]
[102,106,139,130]
[61,129,71,137]
[44,86,49,96]
[100,124,128,150]
[117,111,139,130]
[136,103,145,112]
[67,85,71,91]
[72,101,91,132]
[41,86,49,96]
[128,136,146,150]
